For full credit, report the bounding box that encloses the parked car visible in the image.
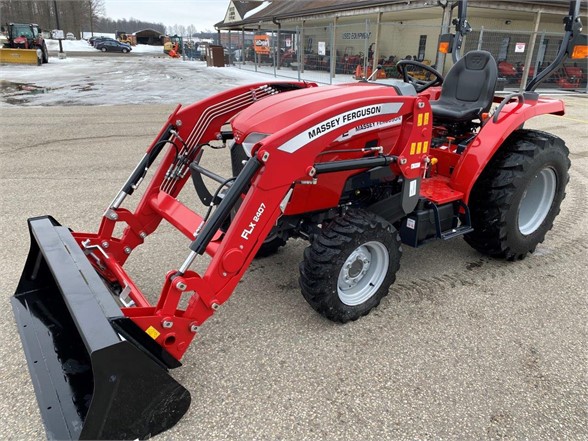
[66,32,75,40]
[95,40,132,53]
[89,36,116,47]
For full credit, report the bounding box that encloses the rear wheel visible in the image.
[101,47,107,52]
[465,129,570,260]
[41,43,48,63]
[299,209,402,323]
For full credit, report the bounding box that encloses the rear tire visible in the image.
[101,47,107,52]
[299,209,402,323]
[41,43,48,63]
[465,129,570,260]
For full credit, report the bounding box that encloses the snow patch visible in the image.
[45,39,163,54]
[0,56,292,107]
[244,1,271,19]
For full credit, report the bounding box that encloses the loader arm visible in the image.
[11,81,318,440]
[80,91,432,362]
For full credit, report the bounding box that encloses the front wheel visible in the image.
[101,47,107,52]
[465,129,570,260]
[122,48,128,53]
[255,231,287,258]
[299,209,402,323]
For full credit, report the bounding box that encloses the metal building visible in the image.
[216,0,586,90]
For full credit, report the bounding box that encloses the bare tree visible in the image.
[87,0,105,36]
[186,24,196,40]
[0,0,165,38]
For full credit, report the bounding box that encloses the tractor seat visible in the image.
[430,50,498,122]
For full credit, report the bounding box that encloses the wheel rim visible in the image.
[337,241,389,306]
[518,167,557,235]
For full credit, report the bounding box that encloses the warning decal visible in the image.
[146,326,161,340]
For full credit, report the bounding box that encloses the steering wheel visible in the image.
[396,60,444,93]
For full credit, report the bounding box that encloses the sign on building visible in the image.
[254,35,270,54]
[318,41,326,56]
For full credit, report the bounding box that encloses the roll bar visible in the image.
[439,0,584,81]
[526,0,583,92]
[451,0,472,63]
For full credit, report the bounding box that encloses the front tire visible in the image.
[255,232,287,258]
[465,129,570,260]
[101,47,107,52]
[299,209,402,323]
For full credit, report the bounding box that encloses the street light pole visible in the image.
[53,0,64,54]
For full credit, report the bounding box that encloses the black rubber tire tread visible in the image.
[255,235,287,258]
[464,129,570,261]
[299,208,402,323]
[41,43,48,63]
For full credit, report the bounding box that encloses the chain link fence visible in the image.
[227,21,443,85]
[464,28,587,91]
[223,21,586,91]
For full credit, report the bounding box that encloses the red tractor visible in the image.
[9,1,587,440]
[4,22,49,63]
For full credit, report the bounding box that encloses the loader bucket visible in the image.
[10,216,191,440]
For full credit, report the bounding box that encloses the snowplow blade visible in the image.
[0,48,42,65]
[10,216,190,440]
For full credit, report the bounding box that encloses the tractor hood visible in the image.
[231,82,410,150]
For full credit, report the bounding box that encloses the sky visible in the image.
[103,0,229,31]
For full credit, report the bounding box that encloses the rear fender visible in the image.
[451,96,565,202]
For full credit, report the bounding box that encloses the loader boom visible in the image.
[73,85,431,361]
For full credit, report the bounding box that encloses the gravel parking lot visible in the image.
[0,55,586,440]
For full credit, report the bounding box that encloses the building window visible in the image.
[228,6,235,21]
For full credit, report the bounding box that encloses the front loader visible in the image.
[10,1,586,439]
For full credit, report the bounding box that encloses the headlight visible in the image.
[241,132,269,157]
